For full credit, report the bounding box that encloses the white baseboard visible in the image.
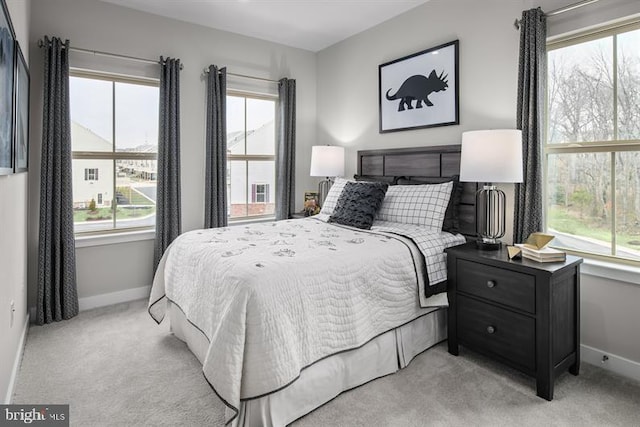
[581,344,640,383]
[78,285,151,311]
[4,313,30,404]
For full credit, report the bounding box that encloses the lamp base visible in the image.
[475,184,506,251]
[317,178,332,208]
[476,239,502,251]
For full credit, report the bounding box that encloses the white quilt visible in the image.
[148,218,464,424]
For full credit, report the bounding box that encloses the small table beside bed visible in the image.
[148,146,477,426]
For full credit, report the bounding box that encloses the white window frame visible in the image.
[252,183,269,204]
[71,69,159,236]
[227,90,277,221]
[545,18,640,266]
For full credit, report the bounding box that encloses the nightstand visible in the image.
[445,242,583,401]
[290,212,314,219]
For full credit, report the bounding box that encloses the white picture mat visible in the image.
[380,42,457,132]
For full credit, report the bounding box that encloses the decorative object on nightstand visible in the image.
[303,191,321,216]
[507,246,522,259]
[445,242,583,401]
[460,129,523,250]
[525,232,555,249]
[310,145,345,208]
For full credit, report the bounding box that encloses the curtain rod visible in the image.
[513,0,600,30]
[203,67,279,84]
[37,39,184,70]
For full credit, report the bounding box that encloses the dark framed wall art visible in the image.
[13,41,29,173]
[379,40,459,133]
[0,0,15,175]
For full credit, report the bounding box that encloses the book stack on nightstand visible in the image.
[445,242,583,401]
[516,244,566,263]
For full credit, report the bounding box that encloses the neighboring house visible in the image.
[119,144,157,181]
[71,121,114,209]
[72,122,157,209]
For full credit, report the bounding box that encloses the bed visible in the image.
[148,145,477,426]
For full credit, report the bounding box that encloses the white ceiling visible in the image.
[99,0,430,52]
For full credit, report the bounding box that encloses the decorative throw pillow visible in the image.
[376,181,453,231]
[329,181,389,230]
[319,177,351,216]
[396,175,463,233]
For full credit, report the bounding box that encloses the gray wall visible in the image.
[1,0,31,403]
[316,0,640,364]
[317,0,522,241]
[28,0,318,302]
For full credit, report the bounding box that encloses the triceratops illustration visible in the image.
[385,70,448,112]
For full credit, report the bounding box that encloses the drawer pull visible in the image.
[486,325,496,334]
[486,280,496,288]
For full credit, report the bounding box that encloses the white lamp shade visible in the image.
[310,145,345,177]
[460,129,523,183]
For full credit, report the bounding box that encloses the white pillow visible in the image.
[319,177,351,216]
[376,181,453,231]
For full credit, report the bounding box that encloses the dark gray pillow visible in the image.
[329,181,389,230]
[396,175,462,233]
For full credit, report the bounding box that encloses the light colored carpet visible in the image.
[13,299,640,426]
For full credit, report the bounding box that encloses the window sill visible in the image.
[581,258,640,286]
[75,229,155,248]
[228,217,276,226]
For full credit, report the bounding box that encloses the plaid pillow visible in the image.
[376,181,453,231]
[319,177,351,215]
[396,175,463,233]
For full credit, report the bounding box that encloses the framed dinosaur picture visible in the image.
[379,40,459,133]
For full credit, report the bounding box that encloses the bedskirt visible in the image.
[167,302,447,427]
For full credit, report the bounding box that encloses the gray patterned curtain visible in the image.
[37,36,78,325]
[275,78,296,220]
[514,8,546,244]
[154,57,182,269]
[204,65,227,228]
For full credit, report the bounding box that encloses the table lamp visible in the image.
[310,145,345,207]
[460,130,523,250]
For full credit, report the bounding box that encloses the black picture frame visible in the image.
[13,41,28,173]
[0,0,16,175]
[379,40,459,134]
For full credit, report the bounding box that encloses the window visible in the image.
[227,93,276,219]
[251,183,270,203]
[545,20,640,263]
[84,168,99,181]
[70,71,159,234]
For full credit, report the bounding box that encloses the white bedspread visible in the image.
[148,218,464,423]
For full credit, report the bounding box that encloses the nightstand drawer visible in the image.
[457,259,535,313]
[458,295,535,371]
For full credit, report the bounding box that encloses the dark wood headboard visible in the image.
[357,145,477,239]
